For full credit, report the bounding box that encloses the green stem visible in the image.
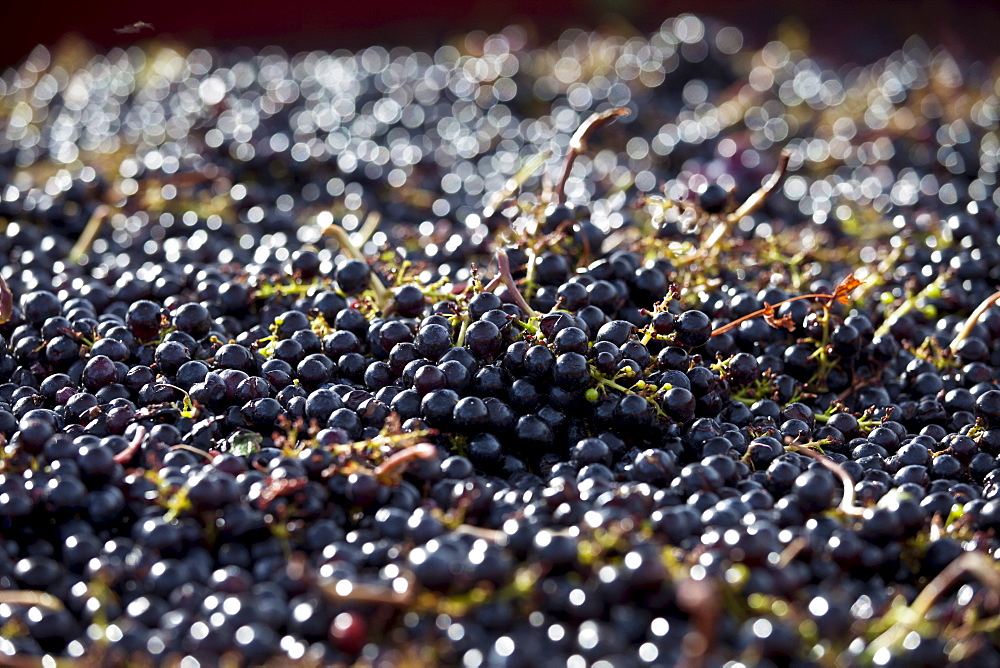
[456,317,470,348]
[590,369,637,394]
[785,438,830,454]
[863,553,1000,661]
[324,223,390,308]
[522,248,538,300]
[589,368,669,419]
[874,275,944,338]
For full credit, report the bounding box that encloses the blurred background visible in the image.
[3,0,1000,67]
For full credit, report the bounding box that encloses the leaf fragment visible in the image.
[761,302,796,332]
[228,430,263,457]
[831,273,865,304]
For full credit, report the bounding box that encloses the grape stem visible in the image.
[320,577,414,607]
[68,204,113,264]
[787,443,865,517]
[777,536,809,568]
[494,249,539,317]
[455,316,470,348]
[949,287,1000,351]
[170,443,215,461]
[374,443,438,484]
[676,578,720,668]
[482,275,502,293]
[863,552,1000,660]
[0,590,66,611]
[728,150,791,222]
[453,524,507,544]
[712,274,863,338]
[710,293,826,337]
[874,272,946,338]
[554,108,630,204]
[324,222,391,307]
[113,425,147,465]
[702,150,790,252]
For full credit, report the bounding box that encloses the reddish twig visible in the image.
[710,274,863,337]
[494,250,538,317]
[373,443,438,485]
[113,425,147,465]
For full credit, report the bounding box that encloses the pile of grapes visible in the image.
[4,15,1000,666]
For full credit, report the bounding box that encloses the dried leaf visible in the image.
[831,273,865,304]
[0,274,12,325]
[761,302,796,332]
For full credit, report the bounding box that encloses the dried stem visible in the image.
[554,108,630,204]
[323,223,365,262]
[788,444,865,517]
[355,210,383,247]
[710,294,824,337]
[170,443,215,461]
[950,288,1000,351]
[482,275,502,293]
[319,578,414,607]
[676,578,720,668]
[0,590,66,611]
[777,536,809,568]
[728,150,791,221]
[701,150,790,252]
[483,150,551,218]
[68,204,112,264]
[711,274,862,338]
[453,524,508,544]
[373,443,438,484]
[864,552,1000,659]
[113,425,147,465]
[494,249,539,317]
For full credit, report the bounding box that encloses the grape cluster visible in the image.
[2,16,1000,667]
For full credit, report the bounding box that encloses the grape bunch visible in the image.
[2,15,1000,667]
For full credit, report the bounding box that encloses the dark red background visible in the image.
[3,0,999,68]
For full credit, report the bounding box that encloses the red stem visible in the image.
[495,250,538,317]
[710,293,831,337]
[374,443,438,483]
[114,425,147,465]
